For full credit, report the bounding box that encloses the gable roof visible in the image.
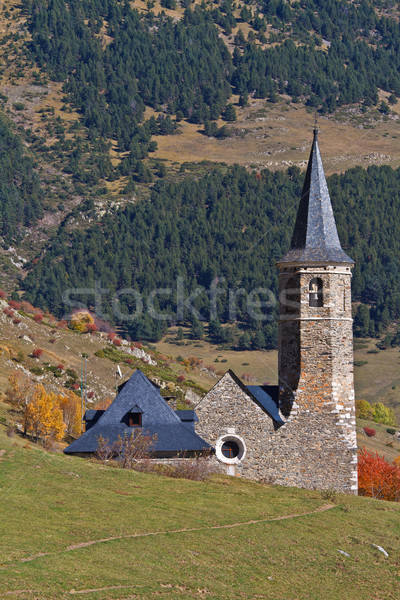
[64,370,211,455]
[279,129,353,265]
[197,369,284,427]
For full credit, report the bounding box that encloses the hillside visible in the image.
[0,423,399,600]
[1,297,399,466]
[1,2,400,404]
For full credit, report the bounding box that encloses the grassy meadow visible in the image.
[0,425,400,600]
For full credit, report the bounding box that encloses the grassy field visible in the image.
[0,424,399,600]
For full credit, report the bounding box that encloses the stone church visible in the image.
[65,130,357,494]
[194,130,358,494]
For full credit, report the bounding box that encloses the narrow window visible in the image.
[128,413,142,427]
[309,278,323,307]
[282,276,300,314]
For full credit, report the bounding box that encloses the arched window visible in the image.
[309,278,323,307]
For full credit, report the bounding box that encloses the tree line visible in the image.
[22,0,400,178]
[21,163,400,347]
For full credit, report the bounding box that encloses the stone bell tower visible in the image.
[276,129,358,493]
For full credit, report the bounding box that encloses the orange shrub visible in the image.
[358,447,400,502]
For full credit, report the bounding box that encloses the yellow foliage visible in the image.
[355,399,374,420]
[394,455,400,467]
[58,390,82,436]
[25,384,64,442]
[69,311,95,333]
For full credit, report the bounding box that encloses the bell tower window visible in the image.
[309,278,323,307]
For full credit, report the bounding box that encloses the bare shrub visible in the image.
[113,431,157,469]
[159,452,214,481]
[95,434,114,463]
[6,424,15,438]
[95,431,157,468]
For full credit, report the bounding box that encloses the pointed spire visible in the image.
[279,129,353,265]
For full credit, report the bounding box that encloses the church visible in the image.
[65,130,358,494]
[194,129,358,493]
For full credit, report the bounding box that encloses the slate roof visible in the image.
[246,385,285,427]
[279,129,353,265]
[64,370,211,455]
[175,410,198,423]
[84,410,103,421]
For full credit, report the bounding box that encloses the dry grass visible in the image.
[154,97,400,175]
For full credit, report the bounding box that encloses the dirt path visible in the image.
[14,503,335,565]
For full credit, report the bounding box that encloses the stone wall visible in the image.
[194,372,276,480]
[195,264,357,494]
[274,264,357,492]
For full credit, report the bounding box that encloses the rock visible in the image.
[372,544,388,557]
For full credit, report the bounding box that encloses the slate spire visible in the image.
[280,129,353,264]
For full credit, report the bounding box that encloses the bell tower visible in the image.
[277,129,358,493]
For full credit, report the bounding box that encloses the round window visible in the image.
[221,441,240,458]
[215,434,246,465]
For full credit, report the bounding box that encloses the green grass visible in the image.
[0,426,399,600]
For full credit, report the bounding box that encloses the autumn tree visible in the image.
[58,390,82,436]
[24,384,64,443]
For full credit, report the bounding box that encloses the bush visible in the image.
[8,300,21,309]
[12,318,21,325]
[32,348,43,359]
[160,454,214,481]
[113,338,122,347]
[387,428,396,435]
[364,427,376,437]
[356,399,374,420]
[373,402,397,426]
[95,431,157,468]
[69,311,95,333]
[0,289,6,299]
[358,447,400,501]
[33,313,43,323]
